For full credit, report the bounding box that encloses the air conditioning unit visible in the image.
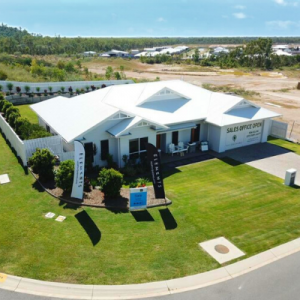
[285,169,297,186]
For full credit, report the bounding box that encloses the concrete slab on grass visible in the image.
[200,237,245,264]
[0,174,10,184]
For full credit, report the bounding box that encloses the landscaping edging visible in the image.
[30,169,172,210]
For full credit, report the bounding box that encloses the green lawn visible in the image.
[1,133,300,285]
[15,104,38,124]
[268,136,300,155]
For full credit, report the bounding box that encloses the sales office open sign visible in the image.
[226,122,263,149]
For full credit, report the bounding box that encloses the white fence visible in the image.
[0,115,75,165]
[24,136,74,162]
[0,114,27,166]
[270,120,288,139]
[0,80,133,93]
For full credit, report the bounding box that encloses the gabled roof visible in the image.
[31,80,280,142]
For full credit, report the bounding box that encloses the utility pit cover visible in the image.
[200,237,245,264]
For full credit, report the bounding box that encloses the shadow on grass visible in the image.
[75,210,101,246]
[131,210,155,222]
[159,208,177,230]
[32,180,45,192]
[219,157,243,167]
[59,200,81,210]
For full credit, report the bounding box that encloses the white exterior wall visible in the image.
[77,119,122,167]
[262,119,272,142]
[178,130,190,144]
[119,126,157,168]
[207,124,222,152]
[200,123,208,141]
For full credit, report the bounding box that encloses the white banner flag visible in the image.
[71,141,85,199]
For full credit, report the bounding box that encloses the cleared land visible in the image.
[1,133,300,284]
[84,58,300,141]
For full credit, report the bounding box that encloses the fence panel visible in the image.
[0,115,27,166]
[24,136,63,159]
[270,120,288,139]
[287,121,300,143]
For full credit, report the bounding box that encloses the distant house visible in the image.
[83,51,97,57]
[131,49,140,55]
[212,47,229,55]
[106,50,129,57]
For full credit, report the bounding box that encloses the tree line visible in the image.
[1,24,300,55]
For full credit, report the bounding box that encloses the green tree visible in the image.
[2,101,13,115]
[114,71,121,80]
[55,160,74,192]
[28,148,55,181]
[5,106,19,120]
[105,66,113,80]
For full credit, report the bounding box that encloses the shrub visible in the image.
[8,111,20,128]
[28,148,55,181]
[2,102,13,115]
[98,168,123,198]
[5,106,19,119]
[16,86,21,93]
[55,160,74,192]
[0,99,9,111]
[15,118,52,140]
[0,85,2,91]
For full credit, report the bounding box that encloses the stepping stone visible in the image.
[55,215,66,222]
[45,212,55,219]
[199,237,245,264]
[0,174,10,184]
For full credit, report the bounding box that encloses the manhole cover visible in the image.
[215,244,230,254]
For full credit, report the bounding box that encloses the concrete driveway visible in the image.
[220,143,300,186]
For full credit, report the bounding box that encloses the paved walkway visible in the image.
[1,238,300,299]
[220,143,300,186]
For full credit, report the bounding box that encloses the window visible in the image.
[84,142,94,163]
[172,131,178,145]
[129,137,148,160]
[100,140,109,160]
[190,124,200,143]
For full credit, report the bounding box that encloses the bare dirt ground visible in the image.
[87,59,300,141]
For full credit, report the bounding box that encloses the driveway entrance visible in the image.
[221,143,300,186]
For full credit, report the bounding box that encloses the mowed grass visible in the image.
[268,136,300,155]
[1,133,300,285]
[16,104,39,124]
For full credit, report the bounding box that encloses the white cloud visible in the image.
[234,5,246,9]
[266,20,300,29]
[157,17,166,22]
[274,0,298,6]
[233,12,246,19]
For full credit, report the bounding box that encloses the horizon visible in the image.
[1,0,300,38]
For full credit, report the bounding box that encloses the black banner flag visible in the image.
[147,143,165,199]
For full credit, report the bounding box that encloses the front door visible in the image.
[156,134,161,149]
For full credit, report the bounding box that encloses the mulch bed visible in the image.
[31,171,171,210]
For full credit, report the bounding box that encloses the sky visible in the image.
[1,0,300,37]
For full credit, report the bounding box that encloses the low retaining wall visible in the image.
[0,79,133,93]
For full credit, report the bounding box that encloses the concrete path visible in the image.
[222,143,300,186]
[1,238,300,299]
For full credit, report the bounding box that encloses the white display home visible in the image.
[31,80,280,168]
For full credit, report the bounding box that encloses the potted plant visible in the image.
[61,86,65,94]
[16,86,21,96]
[0,85,2,92]
[36,87,41,96]
[48,86,53,95]
[76,88,80,95]
[25,85,30,95]
[7,82,14,95]
[91,85,96,91]
[68,86,73,93]
[44,89,48,96]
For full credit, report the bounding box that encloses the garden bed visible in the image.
[31,170,171,209]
